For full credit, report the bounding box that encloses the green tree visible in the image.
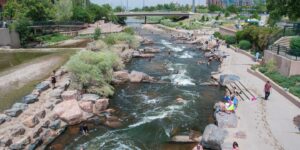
[208,4,223,12]
[225,11,230,17]
[2,0,22,20]
[54,0,73,21]
[267,0,300,23]
[226,5,238,14]
[23,0,55,21]
[93,27,101,40]
[71,6,92,22]
[201,15,205,22]
[114,6,124,12]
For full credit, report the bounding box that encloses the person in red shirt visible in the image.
[264,81,272,100]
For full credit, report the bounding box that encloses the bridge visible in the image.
[115,12,194,23]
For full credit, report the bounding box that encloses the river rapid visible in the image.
[49,19,224,150]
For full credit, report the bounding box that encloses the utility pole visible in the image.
[192,0,195,13]
[143,0,145,8]
[126,0,129,12]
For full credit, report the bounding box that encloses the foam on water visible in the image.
[161,39,184,52]
[177,51,194,58]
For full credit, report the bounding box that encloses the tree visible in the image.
[267,0,300,23]
[2,0,22,20]
[93,28,101,40]
[201,15,205,22]
[71,6,92,22]
[54,0,73,21]
[225,11,230,17]
[114,6,124,12]
[208,4,222,12]
[23,0,55,21]
[226,5,238,14]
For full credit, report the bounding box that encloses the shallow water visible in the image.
[49,19,224,150]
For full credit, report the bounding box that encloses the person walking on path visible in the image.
[255,52,260,62]
[264,81,272,100]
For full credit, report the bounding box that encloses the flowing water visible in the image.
[49,19,224,150]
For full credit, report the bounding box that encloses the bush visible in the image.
[239,40,251,50]
[35,33,71,44]
[103,32,140,48]
[160,19,179,28]
[224,35,236,44]
[213,32,223,39]
[93,28,101,40]
[123,27,135,35]
[290,36,300,56]
[66,51,124,96]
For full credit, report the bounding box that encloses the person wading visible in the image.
[264,81,272,100]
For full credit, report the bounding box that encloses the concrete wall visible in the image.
[0,28,20,48]
[264,50,300,76]
[219,26,237,36]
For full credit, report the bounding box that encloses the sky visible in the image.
[90,0,207,9]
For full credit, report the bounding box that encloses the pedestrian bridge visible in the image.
[115,12,194,23]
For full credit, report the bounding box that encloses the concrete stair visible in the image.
[274,36,296,48]
[226,81,255,101]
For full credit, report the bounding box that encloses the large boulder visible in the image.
[129,71,154,83]
[93,99,109,114]
[201,124,228,150]
[36,110,46,119]
[32,127,43,138]
[10,126,26,137]
[35,81,50,92]
[215,112,238,128]
[0,136,12,147]
[12,103,28,111]
[9,136,31,150]
[61,90,79,101]
[0,114,11,124]
[57,78,70,89]
[22,115,40,128]
[28,138,43,150]
[81,94,100,102]
[22,94,39,104]
[50,88,64,99]
[113,70,130,84]
[4,108,23,117]
[79,101,94,113]
[49,120,61,130]
[53,99,83,125]
[143,47,161,53]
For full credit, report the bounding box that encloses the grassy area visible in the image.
[103,32,140,48]
[259,65,300,98]
[36,33,72,44]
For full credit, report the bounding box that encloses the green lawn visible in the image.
[36,33,71,44]
[259,66,300,98]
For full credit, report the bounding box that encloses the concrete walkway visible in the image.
[219,45,300,150]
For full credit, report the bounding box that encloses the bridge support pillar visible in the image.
[144,16,147,24]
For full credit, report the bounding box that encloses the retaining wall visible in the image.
[0,28,20,48]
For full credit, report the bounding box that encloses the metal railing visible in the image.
[268,44,300,61]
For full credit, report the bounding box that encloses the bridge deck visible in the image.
[115,12,193,17]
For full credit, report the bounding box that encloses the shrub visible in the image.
[239,40,251,50]
[290,36,300,56]
[66,51,124,97]
[93,28,101,40]
[103,32,140,48]
[123,27,134,35]
[224,35,236,44]
[213,32,223,39]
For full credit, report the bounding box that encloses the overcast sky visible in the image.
[90,0,206,9]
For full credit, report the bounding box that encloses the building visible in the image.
[0,0,6,14]
[207,0,255,7]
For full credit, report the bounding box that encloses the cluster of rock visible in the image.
[141,39,154,45]
[200,102,239,150]
[112,70,156,84]
[0,69,121,150]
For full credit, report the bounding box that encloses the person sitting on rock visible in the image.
[51,70,57,89]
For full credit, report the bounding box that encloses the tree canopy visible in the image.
[267,0,300,22]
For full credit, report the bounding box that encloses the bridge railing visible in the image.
[32,21,85,26]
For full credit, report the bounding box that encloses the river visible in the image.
[48,19,224,150]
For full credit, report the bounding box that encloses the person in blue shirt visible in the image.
[231,95,238,108]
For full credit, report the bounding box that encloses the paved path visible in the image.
[219,45,300,150]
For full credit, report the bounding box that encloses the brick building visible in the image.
[0,0,7,12]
